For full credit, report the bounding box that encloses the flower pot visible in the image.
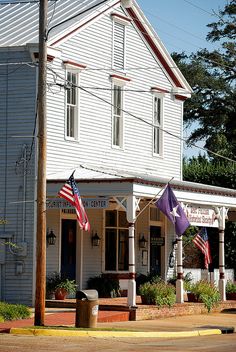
[55,288,68,300]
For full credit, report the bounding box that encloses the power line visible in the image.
[47,66,236,164]
[142,9,208,43]
[181,0,216,17]
[46,0,108,40]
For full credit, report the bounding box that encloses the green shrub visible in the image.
[46,272,77,297]
[136,273,162,294]
[139,281,176,307]
[0,302,31,321]
[87,275,120,298]
[187,280,220,312]
[226,281,236,294]
[55,279,77,294]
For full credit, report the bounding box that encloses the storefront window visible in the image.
[105,210,129,271]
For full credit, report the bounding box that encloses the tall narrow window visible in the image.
[66,71,78,139]
[113,21,125,69]
[105,210,129,271]
[113,85,123,147]
[153,96,163,155]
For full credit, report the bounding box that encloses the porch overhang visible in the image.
[47,165,236,211]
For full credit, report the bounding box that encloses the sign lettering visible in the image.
[47,198,109,209]
[186,206,219,227]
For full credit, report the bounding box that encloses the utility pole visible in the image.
[34,0,48,326]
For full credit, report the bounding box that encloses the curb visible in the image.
[9,327,223,338]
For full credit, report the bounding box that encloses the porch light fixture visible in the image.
[91,232,101,247]
[139,234,148,249]
[46,229,56,246]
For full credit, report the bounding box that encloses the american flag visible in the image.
[193,227,212,269]
[58,172,90,231]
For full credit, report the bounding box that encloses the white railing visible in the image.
[183,268,234,285]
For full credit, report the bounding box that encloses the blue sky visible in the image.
[137,0,227,157]
[137,0,226,55]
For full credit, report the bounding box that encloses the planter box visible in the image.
[226,292,236,300]
[186,292,199,302]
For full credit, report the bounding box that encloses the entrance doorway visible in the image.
[150,226,162,276]
[61,219,77,280]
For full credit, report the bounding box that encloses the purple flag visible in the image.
[155,184,190,236]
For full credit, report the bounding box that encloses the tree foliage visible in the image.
[183,155,236,189]
[172,0,236,159]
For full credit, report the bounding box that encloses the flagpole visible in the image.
[135,177,174,221]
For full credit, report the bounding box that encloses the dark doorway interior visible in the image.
[61,219,77,280]
[150,226,162,276]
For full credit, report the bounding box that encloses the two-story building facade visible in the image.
[0,0,235,306]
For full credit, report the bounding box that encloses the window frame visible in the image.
[112,15,130,71]
[63,61,86,142]
[65,70,79,141]
[104,210,129,272]
[110,75,131,149]
[152,93,164,156]
[112,83,124,148]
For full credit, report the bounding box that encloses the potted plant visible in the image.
[46,272,77,300]
[54,278,77,300]
[87,275,120,298]
[185,280,220,312]
[46,272,61,299]
[226,281,236,300]
[139,280,176,307]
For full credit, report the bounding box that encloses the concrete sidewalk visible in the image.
[1,309,235,338]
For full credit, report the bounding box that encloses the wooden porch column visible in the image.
[176,236,184,303]
[219,207,227,301]
[126,195,136,307]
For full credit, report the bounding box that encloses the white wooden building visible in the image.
[0,0,235,306]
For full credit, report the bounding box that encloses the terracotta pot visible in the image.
[55,288,68,300]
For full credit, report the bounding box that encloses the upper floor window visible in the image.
[66,70,78,140]
[113,21,125,69]
[113,84,123,147]
[111,11,132,71]
[153,95,163,155]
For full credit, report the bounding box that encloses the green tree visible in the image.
[172,0,236,159]
[183,155,236,189]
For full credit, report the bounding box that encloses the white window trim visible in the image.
[152,93,164,157]
[112,83,124,149]
[110,75,130,150]
[103,210,129,273]
[112,16,129,71]
[63,61,86,142]
[64,68,79,141]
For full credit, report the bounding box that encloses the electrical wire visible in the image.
[47,66,236,164]
[182,0,217,17]
[46,0,109,40]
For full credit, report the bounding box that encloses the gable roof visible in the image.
[0,0,192,93]
[0,0,109,47]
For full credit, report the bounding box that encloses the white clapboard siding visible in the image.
[46,209,61,274]
[46,7,183,180]
[81,209,103,289]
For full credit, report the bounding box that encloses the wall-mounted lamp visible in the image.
[91,232,101,247]
[139,234,148,249]
[46,229,56,246]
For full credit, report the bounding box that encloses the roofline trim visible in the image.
[47,177,236,197]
